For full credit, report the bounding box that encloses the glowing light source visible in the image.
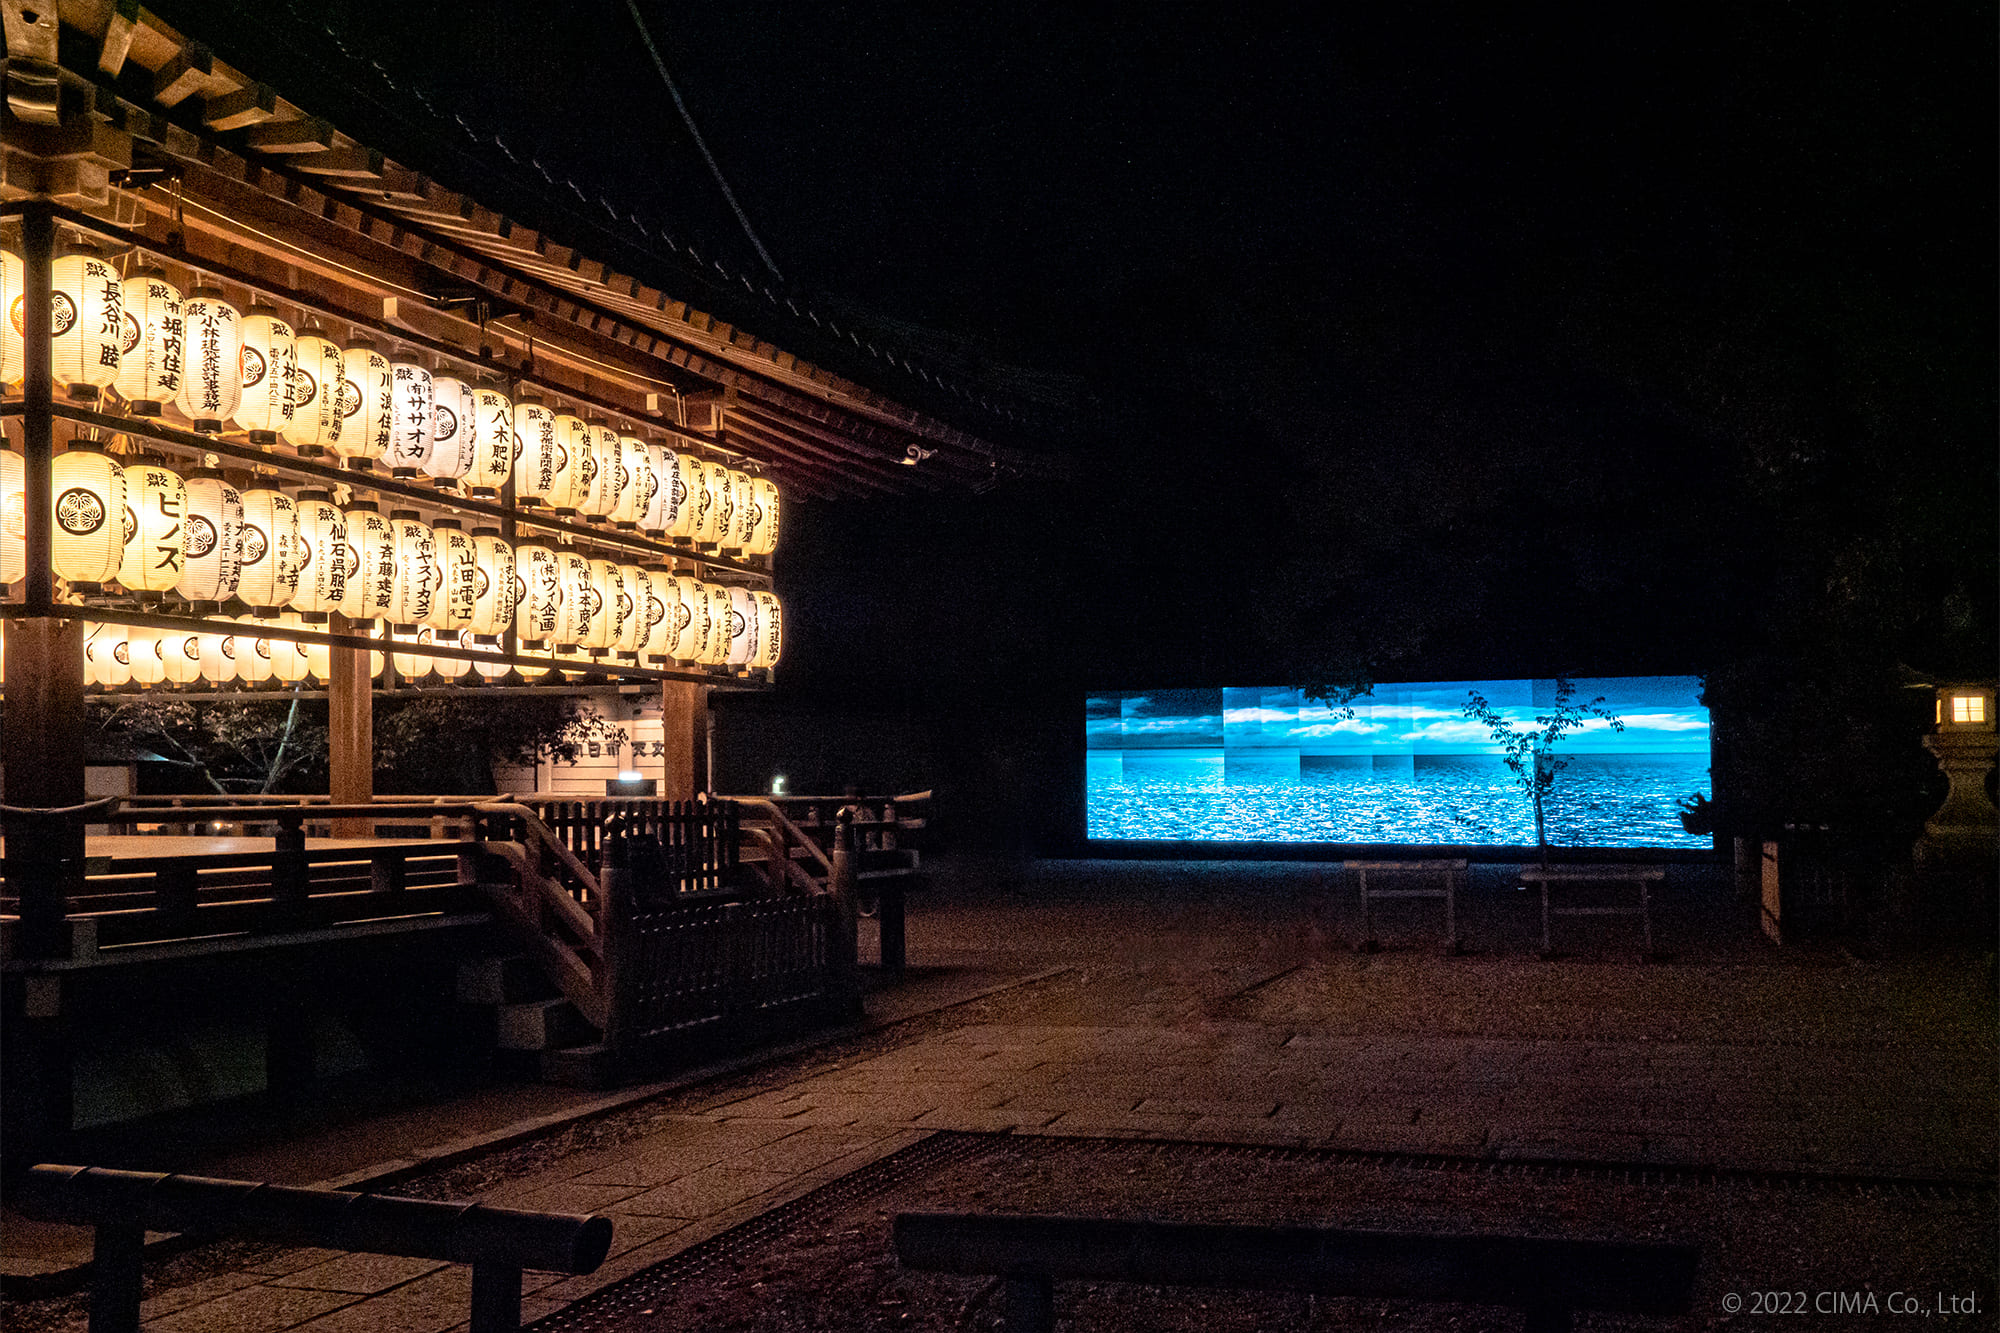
[284,330,347,456]
[235,306,296,442]
[337,501,396,623]
[338,339,393,469]
[0,442,18,586]
[290,489,347,622]
[161,629,202,685]
[752,590,783,669]
[0,248,21,386]
[176,287,241,430]
[749,477,781,556]
[198,629,235,683]
[48,248,122,403]
[554,549,596,650]
[51,443,127,590]
[551,410,589,513]
[234,615,274,685]
[515,543,562,644]
[725,585,757,667]
[700,581,734,666]
[467,380,513,497]
[386,509,437,631]
[647,443,683,537]
[514,396,559,507]
[127,628,166,686]
[613,434,652,529]
[617,563,652,660]
[385,352,434,476]
[112,267,182,415]
[175,471,242,609]
[430,518,477,633]
[235,487,301,614]
[116,463,186,598]
[469,527,515,639]
[425,368,476,485]
[579,420,622,520]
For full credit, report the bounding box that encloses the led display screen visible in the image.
[1086,677,1709,846]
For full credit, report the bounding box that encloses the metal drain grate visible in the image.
[531,1130,1992,1328]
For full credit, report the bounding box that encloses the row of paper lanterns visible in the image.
[0,449,779,667]
[67,584,781,689]
[0,249,779,553]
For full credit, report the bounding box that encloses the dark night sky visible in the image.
[196,1,1996,705]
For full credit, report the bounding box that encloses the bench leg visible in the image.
[1004,1272,1054,1333]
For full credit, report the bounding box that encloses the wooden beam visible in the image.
[202,83,277,131]
[292,146,385,179]
[152,41,213,107]
[327,614,373,838]
[243,116,336,153]
[97,0,141,78]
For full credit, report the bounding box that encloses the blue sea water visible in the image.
[1086,752,1709,846]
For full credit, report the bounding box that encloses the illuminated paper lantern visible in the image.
[385,353,433,476]
[613,435,652,528]
[338,339,393,469]
[303,632,330,683]
[701,582,735,665]
[0,248,21,385]
[724,586,758,667]
[116,464,187,597]
[48,249,122,403]
[82,622,102,687]
[749,477,781,556]
[645,444,682,536]
[553,549,596,649]
[469,528,515,639]
[586,558,625,653]
[291,490,347,621]
[720,470,750,549]
[389,624,434,681]
[268,614,311,684]
[99,626,132,687]
[176,288,241,430]
[514,397,560,507]
[198,630,236,684]
[664,573,703,661]
[52,444,127,589]
[112,267,183,414]
[467,381,513,496]
[127,628,166,686]
[162,630,202,685]
[430,519,477,632]
[425,371,476,484]
[434,628,474,681]
[617,564,651,658]
[752,591,783,669]
[550,411,590,513]
[0,443,21,585]
[235,615,275,685]
[386,509,437,631]
[235,307,296,441]
[514,543,561,644]
[690,458,727,544]
[235,487,301,613]
[578,420,622,520]
[634,565,671,663]
[337,501,396,622]
[176,473,242,607]
[284,331,346,455]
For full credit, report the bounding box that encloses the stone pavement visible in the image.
[7,858,1994,1331]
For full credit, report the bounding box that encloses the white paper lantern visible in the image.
[235,307,295,441]
[0,248,22,386]
[175,472,242,607]
[386,510,437,630]
[234,615,275,685]
[469,528,515,639]
[337,501,396,622]
[578,420,622,520]
[161,629,202,685]
[514,397,560,507]
[472,635,512,681]
[303,632,330,683]
[586,558,624,653]
[0,443,21,585]
[617,564,651,658]
[434,628,474,681]
[116,464,187,597]
[701,582,735,665]
[467,382,513,496]
[664,573,702,661]
[430,519,477,632]
[514,544,561,644]
[750,477,781,556]
[551,412,591,513]
[613,435,652,528]
[291,490,347,621]
[49,250,122,403]
[99,626,132,687]
[235,487,300,613]
[197,630,235,684]
[667,453,702,540]
[691,458,728,544]
[724,586,758,667]
[176,288,241,430]
[127,628,166,686]
[553,549,595,649]
[51,445,127,589]
[637,566,673,663]
[338,339,393,469]
[646,444,682,536]
[752,591,783,669]
[385,354,433,476]
[425,371,476,484]
[82,622,101,688]
[268,614,310,685]
[284,331,347,455]
[113,268,183,414]
[391,625,433,681]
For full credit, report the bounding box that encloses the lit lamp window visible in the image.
[469,527,515,642]
[514,395,559,507]
[235,487,301,616]
[386,509,437,632]
[1943,691,1992,728]
[338,339,393,470]
[176,288,241,431]
[551,410,590,514]
[579,420,622,521]
[515,543,562,644]
[613,433,652,529]
[290,490,347,623]
[337,501,396,624]
[753,591,783,670]
[284,329,347,456]
[51,441,128,591]
[112,267,182,415]
[117,464,187,601]
[554,549,596,651]
[234,306,296,443]
[426,367,476,486]
[385,351,434,477]
[175,471,243,610]
[0,247,21,385]
[48,247,122,404]
[430,519,477,633]
[0,439,21,587]
[198,630,236,684]
[467,380,513,497]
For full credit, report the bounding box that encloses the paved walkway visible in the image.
[6,859,1993,1331]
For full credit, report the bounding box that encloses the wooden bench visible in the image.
[1347,859,1466,953]
[1518,865,1666,958]
[895,1211,1699,1333]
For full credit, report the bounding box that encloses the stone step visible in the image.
[495,997,597,1052]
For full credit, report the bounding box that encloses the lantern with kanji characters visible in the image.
[700,582,735,666]
[386,510,437,631]
[664,572,702,661]
[116,463,187,598]
[338,501,396,623]
[197,629,235,684]
[126,628,165,686]
[176,471,242,608]
[385,352,434,477]
[0,248,21,386]
[51,443,127,590]
[753,590,783,669]
[617,563,652,659]
[113,267,182,415]
[47,248,122,404]
[467,380,512,497]
[235,487,301,615]
[724,585,758,667]
[469,527,514,640]
[0,441,20,588]
[721,469,754,550]
[235,307,296,442]
[579,420,622,520]
[554,549,596,650]
[338,339,393,469]
[551,410,590,513]
[514,543,561,644]
[430,518,477,633]
[586,558,624,653]
[290,489,346,622]
[426,369,475,485]
[647,443,682,536]
[514,396,560,507]
[176,287,240,430]
[690,458,727,545]
[284,330,346,455]
[613,434,652,529]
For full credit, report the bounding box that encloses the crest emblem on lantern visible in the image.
[187,515,217,558]
[435,405,457,440]
[114,641,129,665]
[56,487,105,535]
[123,505,137,544]
[342,379,362,417]
[294,369,317,408]
[47,292,77,336]
[296,537,311,571]
[121,311,141,355]
[240,524,268,565]
[646,594,665,628]
[241,345,266,387]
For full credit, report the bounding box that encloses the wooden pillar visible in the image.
[659,679,708,801]
[328,612,372,837]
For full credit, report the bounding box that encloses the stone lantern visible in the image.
[1914,679,1997,878]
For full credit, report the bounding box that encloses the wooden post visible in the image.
[658,679,707,801]
[328,611,372,837]
[89,1222,145,1333]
